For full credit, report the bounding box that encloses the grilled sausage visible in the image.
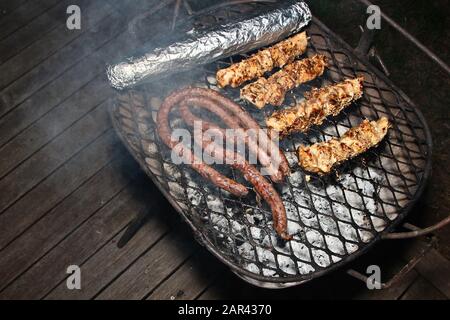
[178,97,284,183]
[238,158,292,240]
[183,104,291,240]
[157,88,292,239]
[183,88,291,178]
[157,89,249,197]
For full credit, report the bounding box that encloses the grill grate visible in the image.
[110,4,431,285]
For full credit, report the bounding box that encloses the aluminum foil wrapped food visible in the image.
[106,1,312,90]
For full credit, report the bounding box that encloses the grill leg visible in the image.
[347,227,437,289]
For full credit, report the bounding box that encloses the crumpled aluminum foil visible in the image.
[107,1,312,90]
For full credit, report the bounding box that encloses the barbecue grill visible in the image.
[109,1,434,288]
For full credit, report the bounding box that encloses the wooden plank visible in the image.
[0,0,85,65]
[0,1,30,17]
[0,0,174,296]
[0,154,139,291]
[147,250,224,300]
[45,216,171,300]
[0,68,100,147]
[0,130,122,250]
[0,75,111,179]
[95,231,197,300]
[0,0,114,88]
[0,11,121,117]
[0,0,172,148]
[196,277,339,300]
[397,239,450,299]
[196,265,333,300]
[0,0,170,117]
[348,239,450,300]
[412,249,450,299]
[197,282,225,300]
[0,0,60,41]
[0,175,155,299]
[0,99,111,214]
[401,276,447,300]
[194,271,307,300]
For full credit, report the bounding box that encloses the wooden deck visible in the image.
[0,0,448,300]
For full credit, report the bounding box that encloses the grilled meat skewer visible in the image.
[266,77,364,137]
[298,117,390,175]
[216,32,308,88]
[241,54,328,109]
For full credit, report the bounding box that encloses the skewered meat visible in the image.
[241,54,328,108]
[298,117,390,175]
[266,77,364,137]
[157,88,292,240]
[216,32,308,88]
